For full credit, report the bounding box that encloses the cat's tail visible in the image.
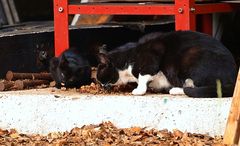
[183,84,235,98]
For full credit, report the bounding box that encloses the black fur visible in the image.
[97,31,237,97]
[49,48,92,88]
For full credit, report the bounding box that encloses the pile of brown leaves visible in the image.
[79,82,143,95]
[0,122,224,145]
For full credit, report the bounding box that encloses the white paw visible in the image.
[169,87,185,95]
[132,88,146,95]
[184,78,195,88]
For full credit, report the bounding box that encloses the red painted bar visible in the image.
[69,4,175,15]
[54,0,239,56]
[54,0,69,57]
[201,14,212,35]
[175,0,196,31]
[195,3,237,14]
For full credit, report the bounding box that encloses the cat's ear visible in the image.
[97,53,110,64]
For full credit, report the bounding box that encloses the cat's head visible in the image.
[96,53,119,88]
[49,54,91,88]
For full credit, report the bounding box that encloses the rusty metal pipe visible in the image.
[6,71,52,81]
[0,81,14,91]
[14,80,50,90]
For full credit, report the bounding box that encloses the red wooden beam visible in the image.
[195,3,238,14]
[54,0,69,57]
[200,14,213,35]
[175,0,196,31]
[68,4,175,15]
[54,1,239,56]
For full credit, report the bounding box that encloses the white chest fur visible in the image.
[113,65,137,85]
[148,71,171,90]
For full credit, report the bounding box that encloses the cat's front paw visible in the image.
[169,87,185,95]
[132,88,146,95]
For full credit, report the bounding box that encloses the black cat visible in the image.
[96,31,237,97]
[49,47,92,88]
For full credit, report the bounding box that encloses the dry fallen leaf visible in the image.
[173,129,184,139]
[129,127,142,135]
[0,122,224,145]
[0,129,8,136]
[9,133,19,139]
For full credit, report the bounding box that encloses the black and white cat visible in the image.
[96,31,237,97]
[49,47,92,88]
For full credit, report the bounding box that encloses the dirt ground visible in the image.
[0,121,225,146]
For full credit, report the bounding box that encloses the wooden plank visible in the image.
[239,136,240,146]
[1,0,14,25]
[223,69,240,145]
[0,1,8,25]
[8,0,20,23]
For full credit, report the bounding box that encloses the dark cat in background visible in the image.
[96,31,237,97]
[49,47,92,88]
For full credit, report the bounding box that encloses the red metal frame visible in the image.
[54,0,238,56]
[54,0,69,56]
[69,4,175,15]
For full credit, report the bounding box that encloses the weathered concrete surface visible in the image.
[0,88,232,136]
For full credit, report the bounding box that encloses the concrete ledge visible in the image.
[0,88,232,136]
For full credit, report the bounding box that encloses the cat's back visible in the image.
[158,31,236,68]
[162,31,237,85]
[162,31,230,53]
[162,31,236,63]
[108,42,138,69]
[63,48,90,66]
